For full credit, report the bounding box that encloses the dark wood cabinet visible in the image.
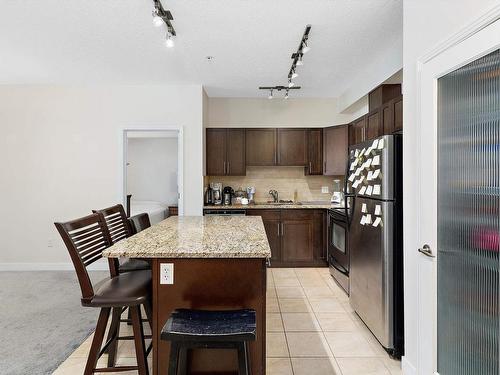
[349,116,366,146]
[245,128,276,166]
[368,84,401,111]
[281,210,314,263]
[247,210,281,263]
[277,128,307,166]
[226,129,246,175]
[366,110,382,140]
[324,125,348,176]
[382,102,394,134]
[246,209,326,267]
[306,128,323,175]
[206,128,226,176]
[394,96,403,132]
[349,94,403,145]
[206,128,246,176]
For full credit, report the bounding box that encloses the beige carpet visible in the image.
[0,271,107,375]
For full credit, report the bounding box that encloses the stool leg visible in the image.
[168,342,180,375]
[130,305,149,375]
[237,342,250,375]
[84,307,110,375]
[106,307,122,367]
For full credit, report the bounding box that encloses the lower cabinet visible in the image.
[247,209,327,267]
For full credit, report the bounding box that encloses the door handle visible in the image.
[223,161,226,175]
[309,161,312,174]
[418,244,435,258]
[227,161,230,175]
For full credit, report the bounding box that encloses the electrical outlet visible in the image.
[47,239,54,248]
[321,186,329,194]
[160,263,174,285]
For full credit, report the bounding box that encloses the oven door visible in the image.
[328,212,349,293]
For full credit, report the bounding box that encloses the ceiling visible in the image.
[0,0,402,97]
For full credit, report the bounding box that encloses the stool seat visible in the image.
[161,309,256,342]
[84,269,151,308]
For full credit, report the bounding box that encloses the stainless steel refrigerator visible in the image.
[346,134,403,357]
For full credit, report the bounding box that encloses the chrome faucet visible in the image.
[269,190,279,203]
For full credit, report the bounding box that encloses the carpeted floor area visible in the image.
[0,271,107,375]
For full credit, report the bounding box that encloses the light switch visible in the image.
[160,263,174,285]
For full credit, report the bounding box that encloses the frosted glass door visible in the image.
[437,49,499,375]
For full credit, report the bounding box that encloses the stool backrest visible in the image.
[128,213,151,235]
[93,204,132,244]
[54,213,115,302]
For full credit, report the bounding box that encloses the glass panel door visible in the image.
[437,49,499,375]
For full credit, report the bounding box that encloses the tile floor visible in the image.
[54,268,401,374]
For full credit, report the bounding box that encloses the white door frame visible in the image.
[122,127,184,216]
[414,8,500,375]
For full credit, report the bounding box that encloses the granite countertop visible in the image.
[203,202,345,210]
[102,216,271,259]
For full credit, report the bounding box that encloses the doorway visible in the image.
[123,129,183,222]
[415,18,499,375]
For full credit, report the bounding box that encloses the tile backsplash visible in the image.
[206,167,344,203]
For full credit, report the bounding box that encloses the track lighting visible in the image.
[258,25,310,99]
[302,41,310,54]
[152,0,176,47]
[165,33,174,48]
[296,55,304,66]
[152,9,164,27]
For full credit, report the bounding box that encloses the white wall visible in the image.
[402,1,498,373]
[127,137,178,205]
[0,84,204,267]
[208,97,366,128]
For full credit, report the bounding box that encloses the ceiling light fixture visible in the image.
[152,0,176,46]
[296,54,304,66]
[259,25,310,100]
[165,33,175,48]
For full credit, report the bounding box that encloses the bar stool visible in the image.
[93,205,151,364]
[160,309,256,375]
[93,204,150,272]
[55,213,152,375]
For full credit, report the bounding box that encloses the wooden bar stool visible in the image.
[160,309,256,375]
[93,204,150,272]
[92,205,153,363]
[55,213,152,375]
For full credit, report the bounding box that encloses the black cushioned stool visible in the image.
[161,309,256,375]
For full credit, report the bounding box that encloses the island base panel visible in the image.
[152,258,267,375]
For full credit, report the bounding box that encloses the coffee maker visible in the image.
[211,182,222,205]
[223,186,234,206]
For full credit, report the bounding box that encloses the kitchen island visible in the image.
[103,216,271,375]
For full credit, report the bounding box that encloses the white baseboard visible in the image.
[0,262,109,271]
[402,356,417,375]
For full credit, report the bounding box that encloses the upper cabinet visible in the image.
[306,128,323,175]
[277,129,307,166]
[349,84,403,146]
[349,116,367,146]
[246,128,308,167]
[246,128,276,166]
[324,125,348,176]
[206,128,246,176]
